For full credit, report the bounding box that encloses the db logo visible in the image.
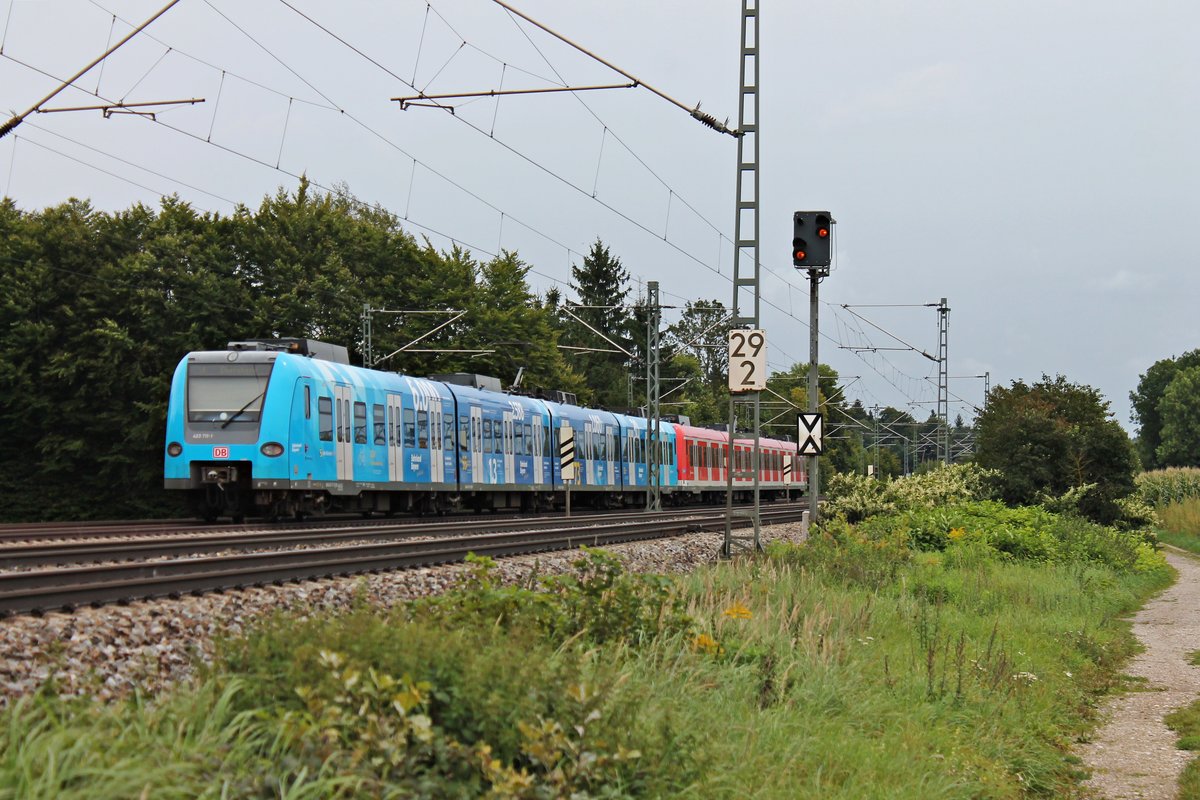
[213,446,230,459]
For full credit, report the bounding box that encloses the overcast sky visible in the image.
[2,0,1197,432]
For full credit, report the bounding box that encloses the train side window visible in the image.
[335,400,343,443]
[513,423,523,456]
[353,402,367,444]
[459,416,469,452]
[543,423,551,457]
[390,406,398,446]
[483,419,493,453]
[318,396,333,441]
[417,410,429,449]
[373,405,385,445]
[494,421,503,454]
[305,385,311,419]
[523,423,532,455]
[441,413,451,451]
[403,409,416,448]
[505,421,513,455]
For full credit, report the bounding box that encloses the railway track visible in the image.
[0,506,807,618]
[0,506,787,568]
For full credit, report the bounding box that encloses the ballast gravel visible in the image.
[0,523,808,704]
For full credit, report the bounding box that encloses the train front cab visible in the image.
[164,349,296,521]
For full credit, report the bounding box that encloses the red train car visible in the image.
[673,424,806,503]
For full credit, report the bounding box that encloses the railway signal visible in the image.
[798,413,823,456]
[792,211,833,270]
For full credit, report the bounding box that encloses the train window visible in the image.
[459,416,469,452]
[483,419,493,453]
[353,403,367,444]
[373,405,385,445]
[390,406,398,446]
[318,396,333,441]
[514,423,523,456]
[523,424,532,455]
[495,421,504,454]
[417,410,429,449]
[504,421,513,455]
[403,409,415,448]
[305,385,311,420]
[335,400,344,443]
[443,413,454,451]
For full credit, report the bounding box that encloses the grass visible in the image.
[1157,494,1200,800]
[1156,498,1200,553]
[0,513,1172,798]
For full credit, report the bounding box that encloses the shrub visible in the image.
[824,463,997,523]
[852,501,1165,574]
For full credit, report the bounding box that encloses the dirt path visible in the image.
[1079,547,1200,799]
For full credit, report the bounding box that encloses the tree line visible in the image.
[8,180,1172,525]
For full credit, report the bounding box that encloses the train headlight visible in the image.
[260,442,285,457]
[167,442,183,457]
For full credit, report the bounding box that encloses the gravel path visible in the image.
[1079,546,1200,799]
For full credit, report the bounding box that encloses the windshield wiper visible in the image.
[220,389,267,429]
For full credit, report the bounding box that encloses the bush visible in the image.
[850,501,1164,574]
[824,463,997,523]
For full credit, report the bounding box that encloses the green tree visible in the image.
[1156,366,1200,467]
[975,375,1136,524]
[565,239,632,407]
[1130,349,1200,469]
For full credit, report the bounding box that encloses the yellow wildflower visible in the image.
[722,601,752,620]
[693,633,723,655]
[948,527,966,541]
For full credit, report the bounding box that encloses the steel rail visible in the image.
[0,508,806,617]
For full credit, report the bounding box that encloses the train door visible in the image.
[605,426,616,487]
[502,411,514,484]
[532,417,544,484]
[429,398,444,484]
[334,385,353,481]
[470,405,483,482]
[386,394,403,483]
[582,421,594,485]
[289,379,316,482]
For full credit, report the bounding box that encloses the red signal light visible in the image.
[794,249,806,261]
[817,227,829,239]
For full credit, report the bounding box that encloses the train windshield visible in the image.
[187,362,274,424]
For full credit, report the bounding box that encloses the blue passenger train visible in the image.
[164,338,799,521]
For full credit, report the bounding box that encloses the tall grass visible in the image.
[1156,498,1200,553]
[1137,468,1200,507]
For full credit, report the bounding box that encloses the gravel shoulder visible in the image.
[1078,545,1200,799]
